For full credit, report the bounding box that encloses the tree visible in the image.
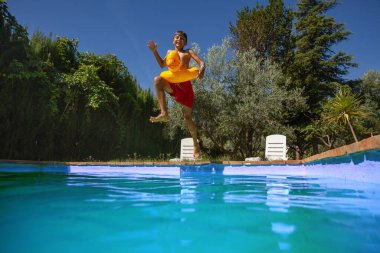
[323,88,368,143]
[291,0,357,111]
[359,70,380,136]
[302,112,346,151]
[284,0,358,157]
[0,1,29,72]
[0,3,176,161]
[167,40,306,159]
[229,0,294,67]
[361,70,380,108]
[0,2,51,159]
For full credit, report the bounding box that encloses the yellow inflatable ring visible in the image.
[160,67,199,83]
[160,50,199,83]
[165,50,181,72]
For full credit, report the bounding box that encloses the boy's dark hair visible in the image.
[174,31,187,42]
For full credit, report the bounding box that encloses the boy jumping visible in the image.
[147,31,205,159]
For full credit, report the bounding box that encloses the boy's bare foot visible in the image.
[149,114,170,123]
[194,142,200,159]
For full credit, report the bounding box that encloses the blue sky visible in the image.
[8,0,380,90]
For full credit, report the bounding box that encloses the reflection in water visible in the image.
[179,178,197,204]
[266,175,290,213]
[179,165,224,205]
[64,165,380,216]
[272,222,296,251]
[266,176,295,251]
[67,174,182,203]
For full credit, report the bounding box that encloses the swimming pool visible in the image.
[1,155,380,253]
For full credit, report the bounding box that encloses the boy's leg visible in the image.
[182,106,200,159]
[150,76,173,122]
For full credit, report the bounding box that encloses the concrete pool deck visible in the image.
[1,135,379,166]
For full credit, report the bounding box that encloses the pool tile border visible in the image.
[223,160,303,165]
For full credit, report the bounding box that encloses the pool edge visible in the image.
[0,135,379,166]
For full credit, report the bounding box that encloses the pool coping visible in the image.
[302,134,380,163]
[228,134,380,165]
[0,135,379,166]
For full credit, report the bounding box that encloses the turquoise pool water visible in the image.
[1,159,380,253]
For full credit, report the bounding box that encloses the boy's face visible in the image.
[173,34,187,49]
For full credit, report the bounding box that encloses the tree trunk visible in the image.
[312,142,319,155]
[246,128,253,157]
[295,146,300,160]
[347,119,359,143]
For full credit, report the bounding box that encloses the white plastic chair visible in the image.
[265,134,287,161]
[180,138,195,161]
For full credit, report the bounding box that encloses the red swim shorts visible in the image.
[168,81,194,108]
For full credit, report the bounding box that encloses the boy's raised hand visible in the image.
[196,71,205,81]
[196,65,205,81]
[148,40,157,52]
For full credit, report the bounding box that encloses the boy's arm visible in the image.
[148,40,166,68]
[189,49,205,80]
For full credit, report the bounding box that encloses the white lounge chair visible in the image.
[265,134,287,161]
[180,138,195,161]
